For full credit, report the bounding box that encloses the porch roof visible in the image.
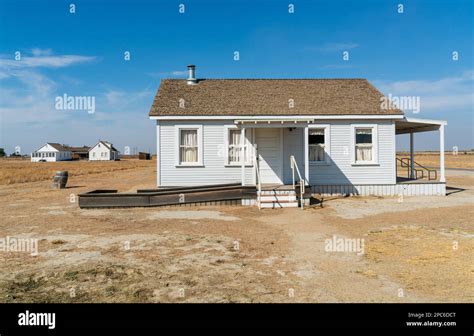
[395,117,447,135]
[234,118,314,126]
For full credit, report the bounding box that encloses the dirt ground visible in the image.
[0,160,472,303]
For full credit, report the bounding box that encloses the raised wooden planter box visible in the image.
[78,183,257,208]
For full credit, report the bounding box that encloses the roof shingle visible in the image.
[149,79,404,117]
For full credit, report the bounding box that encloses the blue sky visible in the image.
[0,0,472,154]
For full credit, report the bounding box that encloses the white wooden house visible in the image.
[88,141,119,161]
[31,143,73,162]
[148,66,447,207]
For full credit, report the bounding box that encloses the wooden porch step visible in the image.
[258,190,296,196]
[261,185,296,191]
[259,201,299,208]
[259,195,297,202]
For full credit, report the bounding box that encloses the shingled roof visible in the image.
[48,143,67,151]
[149,79,404,117]
[89,140,119,152]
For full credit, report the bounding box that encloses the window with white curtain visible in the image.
[309,128,325,162]
[227,128,251,165]
[355,128,373,162]
[228,129,242,164]
[179,129,199,164]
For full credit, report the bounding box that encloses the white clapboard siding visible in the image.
[158,120,396,187]
[159,120,254,186]
[31,144,72,162]
[89,142,118,161]
[312,183,446,196]
[307,121,396,185]
[282,128,304,184]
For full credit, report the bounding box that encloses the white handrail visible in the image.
[290,155,305,209]
[253,156,262,210]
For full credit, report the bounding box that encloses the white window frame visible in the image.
[351,124,379,165]
[224,125,253,166]
[175,125,203,167]
[308,124,331,165]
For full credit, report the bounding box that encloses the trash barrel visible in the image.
[52,171,68,189]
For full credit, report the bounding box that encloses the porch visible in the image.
[394,117,447,195]
[234,118,313,208]
[235,116,447,198]
[235,118,313,188]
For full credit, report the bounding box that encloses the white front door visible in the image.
[255,128,283,184]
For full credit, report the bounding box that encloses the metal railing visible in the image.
[253,156,262,210]
[290,155,305,209]
[396,157,438,180]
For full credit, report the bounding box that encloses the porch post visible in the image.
[156,121,160,187]
[439,124,445,182]
[241,126,246,186]
[409,131,415,179]
[304,126,309,185]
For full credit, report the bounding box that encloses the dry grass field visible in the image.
[0,158,472,303]
[397,152,474,169]
[0,158,154,185]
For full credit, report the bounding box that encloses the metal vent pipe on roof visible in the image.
[187,65,197,85]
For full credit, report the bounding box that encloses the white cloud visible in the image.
[305,42,359,52]
[170,70,187,76]
[0,55,97,69]
[146,70,188,78]
[103,87,153,107]
[373,71,474,113]
[0,50,97,73]
[0,50,99,124]
[0,70,59,123]
[1,81,153,125]
[318,64,354,69]
[104,90,126,105]
[31,48,53,56]
[0,50,155,154]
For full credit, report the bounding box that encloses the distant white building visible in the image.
[89,140,119,161]
[31,143,73,162]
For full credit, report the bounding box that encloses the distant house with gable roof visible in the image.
[88,140,119,161]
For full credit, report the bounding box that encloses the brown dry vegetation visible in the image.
[0,159,155,185]
[364,226,473,300]
[397,152,474,169]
